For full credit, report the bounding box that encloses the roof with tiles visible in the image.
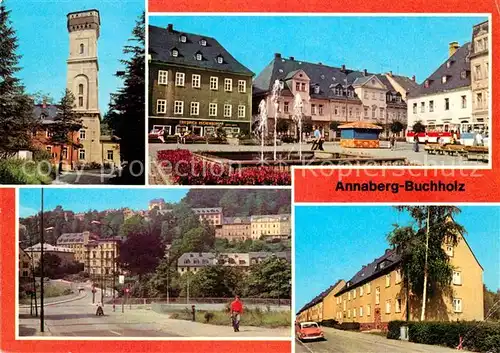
[253,54,413,101]
[149,24,253,76]
[407,42,471,98]
[336,248,401,296]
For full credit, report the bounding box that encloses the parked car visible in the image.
[295,321,325,341]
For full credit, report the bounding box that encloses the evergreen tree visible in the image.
[49,89,82,173]
[104,12,145,184]
[0,2,37,158]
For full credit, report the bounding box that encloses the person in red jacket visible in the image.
[230,296,243,332]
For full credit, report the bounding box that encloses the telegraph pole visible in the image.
[40,188,44,333]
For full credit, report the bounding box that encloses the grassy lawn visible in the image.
[170,308,291,328]
[19,282,74,304]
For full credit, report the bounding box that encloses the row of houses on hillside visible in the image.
[148,20,489,139]
[177,251,291,274]
[296,228,483,330]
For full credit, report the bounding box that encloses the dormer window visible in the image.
[446,61,452,68]
[460,70,467,79]
[196,53,202,61]
[200,39,207,46]
[442,76,447,83]
[424,80,430,88]
[314,86,320,94]
[172,49,179,57]
[180,35,187,43]
[217,56,223,64]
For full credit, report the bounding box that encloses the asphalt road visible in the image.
[18,282,289,338]
[295,327,458,353]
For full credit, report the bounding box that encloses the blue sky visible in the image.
[19,188,188,217]
[295,206,500,310]
[150,16,487,82]
[8,0,143,113]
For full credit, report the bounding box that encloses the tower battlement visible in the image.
[67,9,100,38]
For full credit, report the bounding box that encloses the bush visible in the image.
[32,149,52,162]
[405,321,500,352]
[0,159,53,184]
[204,312,214,323]
[387,320,407,339]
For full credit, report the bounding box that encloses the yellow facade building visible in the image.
[297,231,483,330]
[250,214,291,240]
[84,238,120,276]
[56,231,99,263]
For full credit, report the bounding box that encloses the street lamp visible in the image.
[39,188,45,333]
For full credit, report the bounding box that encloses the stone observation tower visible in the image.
[66,9,102,164]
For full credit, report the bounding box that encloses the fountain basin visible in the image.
[194,151,407,171]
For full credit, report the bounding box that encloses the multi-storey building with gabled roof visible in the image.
[148,24,254,137]
[253,53,415,139]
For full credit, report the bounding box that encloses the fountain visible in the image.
[258,99,268,162]
[271,79,282,161]
[292,93,304,160]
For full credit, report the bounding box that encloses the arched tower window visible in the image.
[78,84,84,107]
[80,44,84,55]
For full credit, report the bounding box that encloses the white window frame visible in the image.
[210,76,218,90]
[217,56,223,64]
[360,286,364,296]
[353,308,356,318]
[153,125,172,135]
[238,105,245,118]
[196,53,202,61]
[367,304,371,316]
[453,271,462,285]
[79,129,86,140]
[224,78,233,92]
[209,103,217,117]
[396,269,402,284]
[224,104,232,118]
[453,298,462,313]
[190,102,200,116]
[174,101,184,115]
[386,274,391,287]
[353,289,356,299]
[375,287,380,304]
[385,300,391,314]
[172,49,178,57]
[192,74,201,89]
[359,306,363,317]
[445,244,454,257]
[175,72,185,87]
[158,70,168,85]
[238,80,246,93]
[156,99,167,114]
[395,298,402,313]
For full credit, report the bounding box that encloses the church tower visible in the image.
[66,9,102,164]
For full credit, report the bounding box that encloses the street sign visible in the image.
[119,275,124,284]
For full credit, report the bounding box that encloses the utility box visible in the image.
[400,325,409,341]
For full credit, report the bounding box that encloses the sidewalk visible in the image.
[19,291,86,308]
[113,308,290,337]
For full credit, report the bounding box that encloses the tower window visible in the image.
[78,84,84,107]
[80,44,84,54]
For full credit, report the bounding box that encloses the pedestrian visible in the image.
[311,126,324,151]
[230,295,243,332]
[475,131,483,146]
[158,126,166,143]
[413,134,419,152]
[96,301,104,316]
[390,134,396,150]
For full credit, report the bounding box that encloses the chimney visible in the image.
[167,23,173,32]
[412,75,416,82]
[449,41,459,57]
[363,69,367,76]
[341,64,346,71]
[274,53,281,59]
[289,56,295,61]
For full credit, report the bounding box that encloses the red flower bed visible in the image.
[156,149,291,185]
